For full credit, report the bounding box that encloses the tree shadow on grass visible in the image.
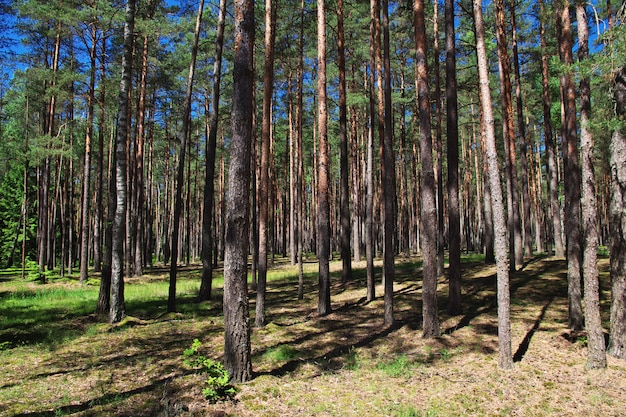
[12,375,176,417]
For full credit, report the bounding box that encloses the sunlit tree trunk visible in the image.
[576,1,606,369]
[110,0,135,324]
[474,0,512,369]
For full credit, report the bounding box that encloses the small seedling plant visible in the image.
[183,339,237,402]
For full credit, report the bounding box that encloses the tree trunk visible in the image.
[433,0,444,276]
[495,0,523,271]
[256,0,276,327]
[415,0,438,337]
[510,2,533,259]
[110,0,135,324]
[608,67,626,359]
[445,0,461,316]
[168,0,204,313]
[317,0,332,316]
[474,0,513,369]
[337,0,352,285]
[366,0,377,303]
[539,0,563,257]
[79,23,97,284]
[576,1,606,369]
[556,0,584,330]
[199,0,226,302]
[223,0,254,383]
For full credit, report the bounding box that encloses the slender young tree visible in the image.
[256,0,276,327]
[168,0,204,313]
[445,0,461,316]
[495,0,523,271]
[223,0,254,383]
[337,0,352,285]
[415,0,438,337]
[556,0,584,330]
[473,0,513,369]
[538,0,564,257]
[199,0,227,302]
[110,0,136,324]
[382,0,394,326]
[317,0,332,315]
[576,0,606,369]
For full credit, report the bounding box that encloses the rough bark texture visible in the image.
[110,0,135,324]
[415,0,438,337]
[576,2,606,369]
[608,67,626,359]
[317,0,332,316]
[223,0,254,383]
[382,0,394,327]
[556,0,585,330]
[445,0,461,316]
[474,0,512,369]
[366,0,376,303]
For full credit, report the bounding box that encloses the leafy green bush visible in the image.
[183,339,237,403]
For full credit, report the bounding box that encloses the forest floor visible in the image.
[1,254,625,417]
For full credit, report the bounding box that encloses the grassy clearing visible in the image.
[0,256,625,416]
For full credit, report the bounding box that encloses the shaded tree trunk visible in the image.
[415,0,438,337]
[256,0,276,327]
[199,0,226,302]
[223,0,255,383]
[168,0,204,312]
[445,0,461,316]
[337,0,352,284]
[556,0,584,330]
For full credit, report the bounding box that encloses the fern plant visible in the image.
[183,339,237,403]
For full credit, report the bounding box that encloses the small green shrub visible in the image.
[183,339,237,403]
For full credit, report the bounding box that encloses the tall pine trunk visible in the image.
[474,0,513,369]
[223,0,255,383]
[415,0,438,337]
[110,0,135,324]
[199,0,226,302]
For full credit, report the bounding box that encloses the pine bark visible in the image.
[608,67,626,359]
[556,0,585,330]
[223,0,254,383]
[576,1,606,369]
[445,0,461,315]
[474,0,513,369]
[317,0,332,316]
[415,0,438,337]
